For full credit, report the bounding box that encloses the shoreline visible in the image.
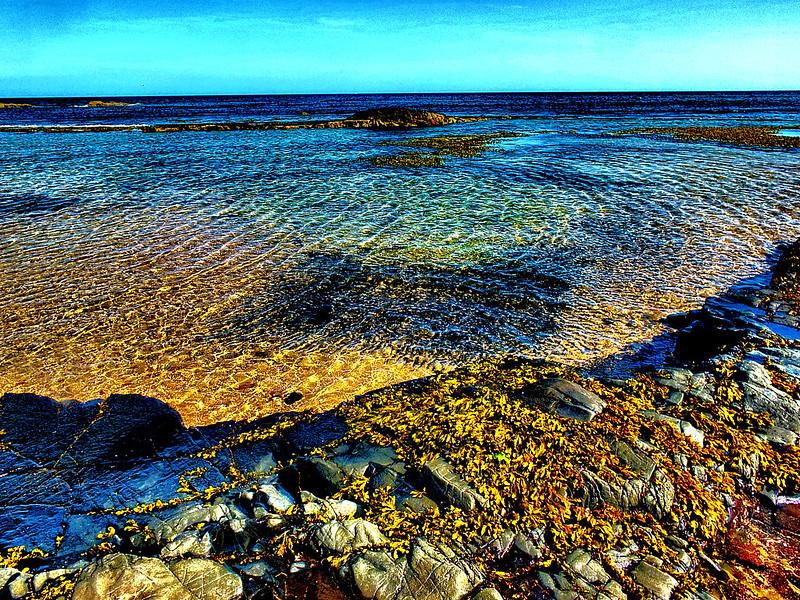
[2,242,800,599]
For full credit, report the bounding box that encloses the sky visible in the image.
[1,0,799,96]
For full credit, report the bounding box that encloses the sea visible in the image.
[1,92,799,424]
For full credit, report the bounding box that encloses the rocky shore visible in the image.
[3,242,800,600]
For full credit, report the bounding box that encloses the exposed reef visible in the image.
[2,242,800,600]
[617,125,800,149]
[370,132,524,167]
[0,107,489,134]
[0,103,33,109]
[86,101,131,108]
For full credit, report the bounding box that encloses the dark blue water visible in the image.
[0,92,798,423]
[3,91,800,127]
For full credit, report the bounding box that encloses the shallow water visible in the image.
[1,93,799,425]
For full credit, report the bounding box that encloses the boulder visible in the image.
[350,539,483,600]
[72,553,242,600]
[631,559,678,600]
[737,361,800,434]
[422,457,487,512]
[312,519,388,555]
[522,379,606,421]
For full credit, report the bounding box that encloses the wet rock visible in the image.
[350,539,483,600]
[312,519,388,555]
[524,378,606,421]
[422,457,487,512]
[632,559,678,600]
[294,456,346,497]
[72,553,243,600]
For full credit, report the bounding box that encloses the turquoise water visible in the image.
[1,93,799,422]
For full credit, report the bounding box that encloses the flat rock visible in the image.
[72,553,242,600]
[312,519,388,555]
[525,378,606,421]
[632,559,678,600]
[350,539,483,600]
[422,457,487,512]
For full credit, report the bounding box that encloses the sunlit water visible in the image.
[1,93,799,425]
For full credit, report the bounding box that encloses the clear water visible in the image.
[1,92,799,425]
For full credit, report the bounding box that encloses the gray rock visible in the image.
[642,470,675,519]
[332,443,398,477]
[350,539,483,600]
[653,369,693,393]
[757,425,798,446]
[513,530,544,560]
[169,557,244,600]
[160,529,215,559]
[528,378,606,421]
[580,469,646,511]
[564,548,610,585]
[642,412,705,447]
[422,457,487,512]
[398,495,440,514]
[72,553,242,600]
[738,360,800,434]
[312,519,388,555]
[632,559,678,600]
[256,482,295,513]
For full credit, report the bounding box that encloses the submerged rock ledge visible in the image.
[3,243,800,600]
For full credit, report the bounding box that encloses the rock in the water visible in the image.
[346,108,451,128]
[72,553,242,600]
[350,539,483,600]
[312,519,388,555]
[422,457,487,512]
[523,379,606,421]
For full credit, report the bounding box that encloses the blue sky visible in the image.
[2,0,799,96]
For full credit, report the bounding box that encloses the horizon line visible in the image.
[3,88,800,101]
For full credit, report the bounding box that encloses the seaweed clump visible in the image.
[370,151,444,168]
[618,125,800,149]
[332,357,800,595]
[371,132,523,167]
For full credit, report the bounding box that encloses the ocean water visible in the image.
[1,92,799,424]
